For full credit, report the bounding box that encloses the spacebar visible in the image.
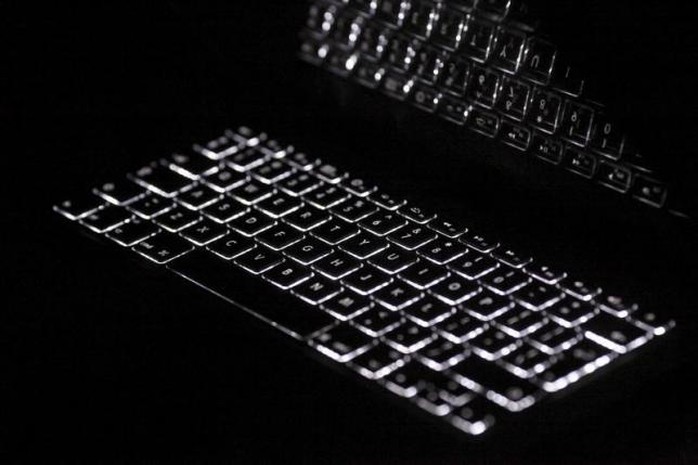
[168,249,336,340]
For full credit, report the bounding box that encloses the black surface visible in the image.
[5,2,698,463]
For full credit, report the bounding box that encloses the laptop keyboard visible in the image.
[54,126,674,436]
[298,0,676,214]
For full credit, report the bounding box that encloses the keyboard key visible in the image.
[342,265,392,295]
[520,38,556,83]
[432,7,465,50]
[228,211,275,236]
[133,232,193,264]
[251,158,293,184]
[496,77,530,121]
[383,360,443,398]
[263,261,313,290]
[321,290,372,321]
[450,397,497,435]
[194,133,244,160]
[529,321,581,354]
[428,219,466,238]
[491,248,531,268]
[632,309,675,336]
[490,29,525,73]
[235,247,284,274]
[177,185,220,210]
[449,251,499,279]
[368,247,418,274]
[354,305,403,337]
[81,206,131,233]
[398,205,436,224]
[501,121,531,151]
[583,313,651,354]
[293,276,342,304]
[94,180,145,206]
[495,305,547,338]
[168,152,219,179]
[226,147,268,171]
[459,290,513,321]
[284,205,330,231]
[384,323,436,353]
[255,223,303,250]
[546,296,596,328]
[368,191,406,211]
[459,231,499,253]
[339,232,389,259]
[313,162,347,184]
[418,238,467,264]
[388,224,436,250]
[537,339,614,392]
[360,211,407,236]
[305,184,350,209]
[403,0,436,37]
[513,282,564,310]
[284,237,333,264]
[128,194,173,219]
[481,267,530,295]
[278,171,322,197]
[169,250,334,339]
[468,327,519,360]
[54,195,105,220]
[229,179,274,205]
[132,164,193,198]
[350,343,406,379]
[438,378,475,407]
[373,280,423,310]
[155,206,201,232]
[561,102,594,146]
[439,56,471,97]
[256,192,302,218]
[311,218,360,244]
[207,232,256,260]
[342,177,377,197]
[399,262,449,289]
[560,278,602,301]
[563,146,597,178]
[332,197,378,222]
[181,219,228,245]
[283,151,320,171]
[204,168,248,192]
[417,337,469,371]
[429,276,481,305]
[591,116,626,159]
[526,263,567,284]
[436,311,487,343]
[632,176,668,208]
[597,294,638,318]
[313,252,361,279]
[450,356,538,411]
[107,217,158,246]
[202,198,247,223]
[468,107,500,137]
[403,296,452,327]
[501,343,555,378]
[461,17,494,62]
[529,89,562,134]
[531,133,564,164]
[467,65,500,108]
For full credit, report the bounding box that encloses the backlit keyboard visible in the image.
[54,126,674,436]
[299,0,674,213]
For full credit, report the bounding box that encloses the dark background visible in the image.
[4,2,698,463]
